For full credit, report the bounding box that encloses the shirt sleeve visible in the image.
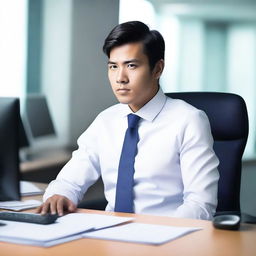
[43,116,102,205]
[172,110,219,220]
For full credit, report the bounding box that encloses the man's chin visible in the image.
[115,96,131,105]
[118,101,130,105]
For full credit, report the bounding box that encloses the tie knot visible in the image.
[127,114,140,129]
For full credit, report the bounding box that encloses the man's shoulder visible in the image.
[163,97,210,132]
[165,97,201,115]
[97,102,124,119]
[163,96,209,124]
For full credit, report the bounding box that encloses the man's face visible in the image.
[108,42,162,112]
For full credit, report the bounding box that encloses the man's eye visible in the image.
[109,65,117,70]
[127,63,137,69]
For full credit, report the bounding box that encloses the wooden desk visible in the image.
[1,207,256,256]
[20,149,72,183]
[20,149,71,173]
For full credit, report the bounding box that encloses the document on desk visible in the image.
[0,213,133,247]
[83,223,202,245]
[20,180,44,196]
[0,200,42,211]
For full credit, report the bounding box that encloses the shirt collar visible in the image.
[120,87,167,122]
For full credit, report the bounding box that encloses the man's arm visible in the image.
[173,110,219,220]
[37,117,102,215]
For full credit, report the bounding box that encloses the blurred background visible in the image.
[0,0,256,214]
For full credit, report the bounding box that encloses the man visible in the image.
[37,21,219,220]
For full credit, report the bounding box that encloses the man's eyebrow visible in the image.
[123,59,140,64]
[108,59,140,65]
[108,61,116,65]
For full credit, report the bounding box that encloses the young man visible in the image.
[37,21,219,220]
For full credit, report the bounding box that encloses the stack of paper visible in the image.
[0,212,202,247]
[0,213,133,247]
[0,200,42,211]
[84,222,202,245]
[20,181,44,196]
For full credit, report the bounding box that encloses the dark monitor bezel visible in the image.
[0,97,20,201]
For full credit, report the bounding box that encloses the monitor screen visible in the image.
[0,97,20,201]
[25,95,55,138]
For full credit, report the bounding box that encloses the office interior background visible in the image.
[0,0,255,215]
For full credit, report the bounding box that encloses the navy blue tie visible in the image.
[114,114,140,213]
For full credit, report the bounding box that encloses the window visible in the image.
[0,0,28,98]
[119,0,256,159]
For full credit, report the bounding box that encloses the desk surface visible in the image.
[1,206,256,256]
[20,149,71,173]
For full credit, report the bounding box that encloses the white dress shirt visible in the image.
[44,88,219,220]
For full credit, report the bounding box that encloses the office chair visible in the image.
[165,92,249,214]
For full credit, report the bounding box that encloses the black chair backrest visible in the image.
[165,92,249,213]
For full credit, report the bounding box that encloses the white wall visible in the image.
[41,0,119,147]
[69,0,118,144]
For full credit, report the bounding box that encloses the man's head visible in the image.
[103,21,165,71]
[103,21,165,112]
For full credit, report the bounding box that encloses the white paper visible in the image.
[84,213,133,229]
[0,200,42,211]
[20,181,43,196]
[0,213,134,247]
[83,222,202,245]
[0,234,82,247]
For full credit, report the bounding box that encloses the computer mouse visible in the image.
[213,214,240,230]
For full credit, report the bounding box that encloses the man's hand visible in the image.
[36,195,77,216]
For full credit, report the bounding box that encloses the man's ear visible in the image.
[153,59,165,80]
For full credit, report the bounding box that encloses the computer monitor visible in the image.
[19,95,57,160]
[25,94,56,139]
[0,97,20,201]
[19,114,30,149]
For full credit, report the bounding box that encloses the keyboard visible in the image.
[0,211,58,225]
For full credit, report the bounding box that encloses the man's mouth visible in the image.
[117,88,130,92]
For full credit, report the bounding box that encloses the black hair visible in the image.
[103,21,165,70]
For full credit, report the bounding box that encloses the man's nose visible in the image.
[116,68,128,84]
